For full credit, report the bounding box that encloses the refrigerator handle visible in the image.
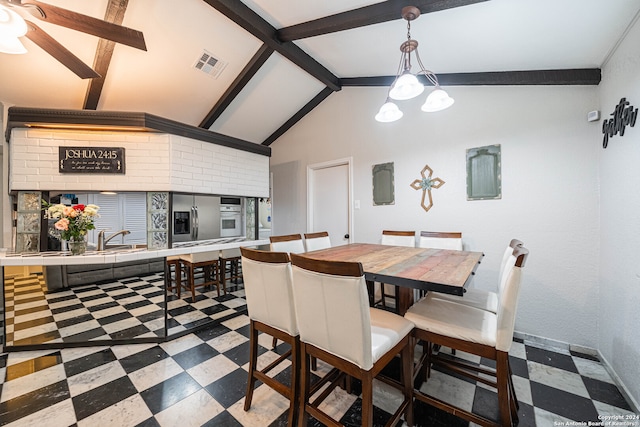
[191,206,196,240]
[194,205,199,240]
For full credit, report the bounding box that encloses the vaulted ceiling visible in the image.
[1,0,638,147]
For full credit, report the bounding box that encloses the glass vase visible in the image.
[67,238,87,255]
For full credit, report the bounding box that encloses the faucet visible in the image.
[97,230,131,251]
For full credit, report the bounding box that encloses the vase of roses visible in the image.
[43,201,100,255]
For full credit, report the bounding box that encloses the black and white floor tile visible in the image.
[0,316,636,427]
[3,272,248,347]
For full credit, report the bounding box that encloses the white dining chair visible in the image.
[290,253,415,427]
[424,238,524,313]
[240,247,299,426]
[377,230,416,310]
[303,231,331,252]
[418,231,463,250]
[416,231,463,300]
[269,233,306,253]
[405,246,529,427]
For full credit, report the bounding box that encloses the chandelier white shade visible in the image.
[375,99,404,122]
[389,72,424,100]
[375,6,453,123]
[0,5,27,54]
[421,87,455,112]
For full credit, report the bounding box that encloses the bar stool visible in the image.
[219,248,243,290]
[179,251,222,302]
[165,255,182,298]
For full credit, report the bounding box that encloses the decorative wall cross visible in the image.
[410,164,445,212]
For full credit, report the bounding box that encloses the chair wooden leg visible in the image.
[361,373,374,427]
[288,336,300,427]
[497,351,513,427]
[244,320,259,411]
[508,359,520,410]
[380,283,387,308]
[508,359,519,424]
[402,338,414,427]
[188,264,196,303]
[298,344,310,427]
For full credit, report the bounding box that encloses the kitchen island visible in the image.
[0,238,269,351]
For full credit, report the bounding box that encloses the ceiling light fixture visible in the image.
[0,4,27,54]
[375,6,454,123]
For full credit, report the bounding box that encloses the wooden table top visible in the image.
[303,243,484,296]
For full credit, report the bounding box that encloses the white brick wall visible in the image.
[9,128,269,197]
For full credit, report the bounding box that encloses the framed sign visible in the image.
[59,147,125,174]
[466,145,501,200]
[372,162,395,205]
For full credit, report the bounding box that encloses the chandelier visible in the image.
[0,4,27,54]
[375,6,454,123]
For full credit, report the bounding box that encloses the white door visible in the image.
[308,158,352,247]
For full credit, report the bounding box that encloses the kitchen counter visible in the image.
[0,238,270,266]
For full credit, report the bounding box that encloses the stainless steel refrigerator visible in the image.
[172,194,221,242]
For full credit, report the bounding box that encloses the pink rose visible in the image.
[63,206,78,218]
[55,218,69,231]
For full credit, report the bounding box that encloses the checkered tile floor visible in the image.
[0,317,636,426]
[3,272,247,347]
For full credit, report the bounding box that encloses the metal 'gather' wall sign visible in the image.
[59,147,125,174]
[602,98,637,148]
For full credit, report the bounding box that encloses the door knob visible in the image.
[344,234,350,239]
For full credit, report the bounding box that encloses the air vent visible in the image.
[193,50,228,79]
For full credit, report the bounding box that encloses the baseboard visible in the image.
[597,351,640,414]
[513,331,572,354]
[513,330,640,414]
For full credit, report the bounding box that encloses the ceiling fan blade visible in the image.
[22,0,146,51]
[24,20,100,79]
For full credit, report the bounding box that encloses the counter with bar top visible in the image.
[1,237,270,350]
[0,237,270,267]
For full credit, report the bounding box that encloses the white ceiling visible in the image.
[1,0,638,144]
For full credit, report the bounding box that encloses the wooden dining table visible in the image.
[303,243,484,316]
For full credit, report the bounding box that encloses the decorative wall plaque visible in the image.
[602,97,637,148]
[59,147,125,174]
[410,164,444,212]
[466,145,502,200]
[372,162,395,205]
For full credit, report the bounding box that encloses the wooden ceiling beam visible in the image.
[202,0,341,91]
[341,69,602,86]
[83,0,129,110]
[276,0,489,42]
[262,87,334,146]
[200,44,274,129]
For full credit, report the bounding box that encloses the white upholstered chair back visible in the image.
[304,232,332,252]
[241,249,298,336]
[269,234,305,254]
[495,247,528,352]
[290,257,374,370]
[418,231,463,250]
[499,239,524,281]
[381,230,415,247]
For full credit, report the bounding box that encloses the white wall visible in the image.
[8,129,269,197]
[597,15,640,407]
[270,85,601,351]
